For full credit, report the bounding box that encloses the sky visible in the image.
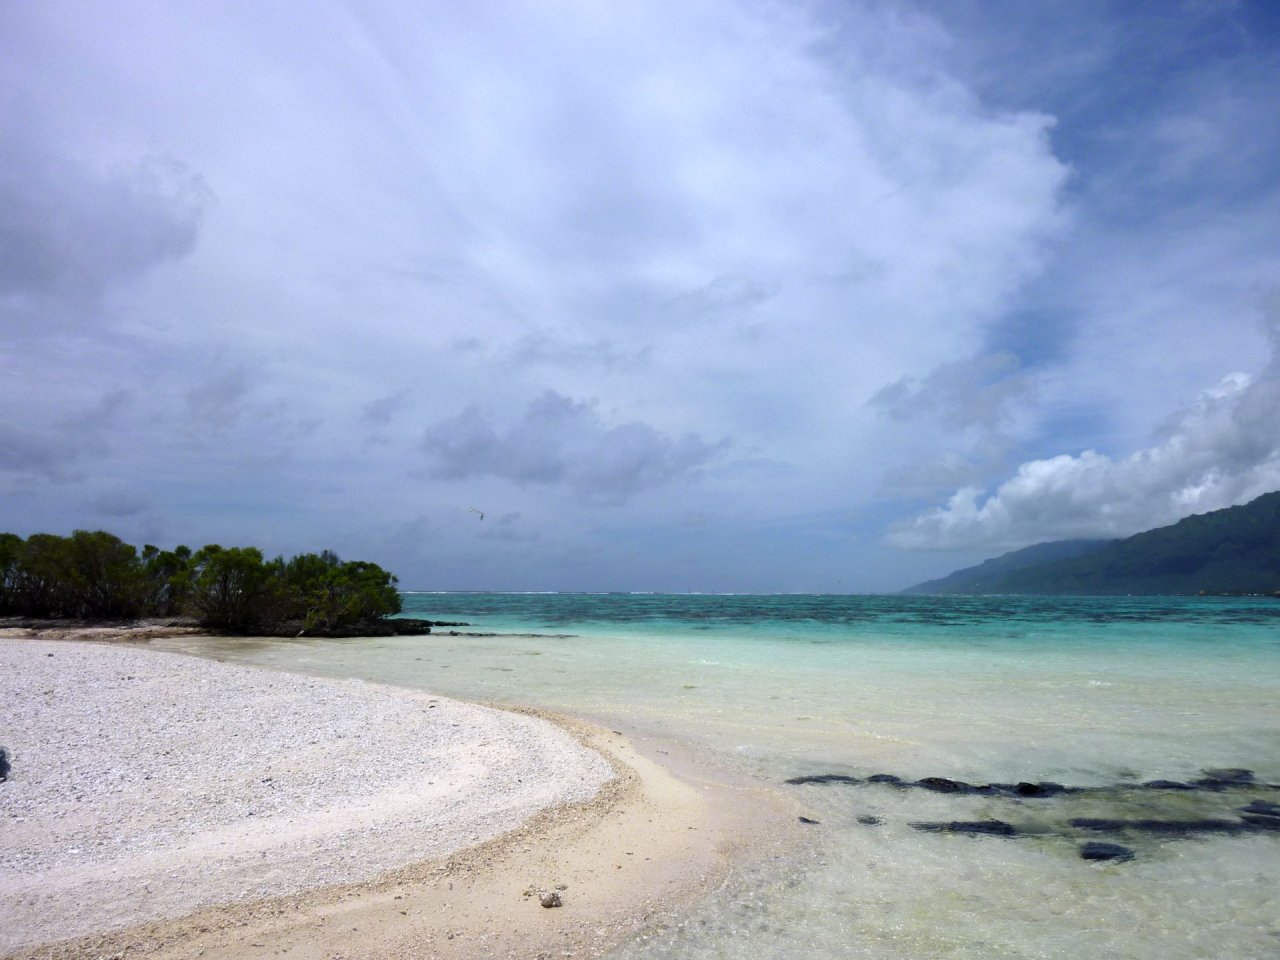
[3,0,1279,592]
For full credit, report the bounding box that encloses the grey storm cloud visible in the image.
[420,391,727,503]
[86,490,151,518]
[869,352,1030,498]
[0,141,207,316]
[361,392,412,427]
[185,368,254,429]
[0,425,84,481]
[891,313,1280,550]
[0,389,132,482]
[869,352,1029,430]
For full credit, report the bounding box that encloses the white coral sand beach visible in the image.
[0,635,779,960]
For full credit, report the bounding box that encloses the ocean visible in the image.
[186,594,1280,958]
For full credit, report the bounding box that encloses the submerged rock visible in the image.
[1079,841,1135,862]
[1012,781,1067,798]
[1240,814,1280,831]
[1194,768,1255,788]
[1071,817,1247,835]
[1239,799,1280,816]
[915,777,973,794]
[856,815,884,826]
[909,820,1019,837]
[866,774,902,785]
[1140,779,1195,790]
[785,774,860,786]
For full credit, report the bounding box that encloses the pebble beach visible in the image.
[0,637,615,953]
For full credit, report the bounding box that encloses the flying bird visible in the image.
[468,507,485,521]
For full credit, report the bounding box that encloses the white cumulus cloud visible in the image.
[891,320,1280,549]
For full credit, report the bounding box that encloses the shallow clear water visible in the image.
[191,594,1280,958]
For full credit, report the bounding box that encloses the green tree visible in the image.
[282,551,401,630]
[0,533,23,615]
[189,545,282,631]
[141,544,194,617]
[61,530,146,618]
[13,534,72,617]
[1,530,403,632]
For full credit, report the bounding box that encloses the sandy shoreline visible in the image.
[1,629,790,959]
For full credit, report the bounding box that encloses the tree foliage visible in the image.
[280,551,402,631]
[188,545,283,631]
[0,531,401,631]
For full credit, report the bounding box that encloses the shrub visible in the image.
[282,551,401,630]
[13,534,74,617]
[141,544,194,617]
[0,531,402,632]
[0,532,23,615]
[188,545,283,632]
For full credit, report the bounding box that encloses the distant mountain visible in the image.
[903,539,1113,595]
[904,491,1280,596]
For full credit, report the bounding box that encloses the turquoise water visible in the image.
[192,594,1280,958]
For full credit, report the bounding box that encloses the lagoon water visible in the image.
[191,594,1280,958]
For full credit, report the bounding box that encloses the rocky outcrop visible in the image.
[255,617,444,638]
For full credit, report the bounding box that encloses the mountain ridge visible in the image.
[904,491,1280,596]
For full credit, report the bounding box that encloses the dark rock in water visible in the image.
[258,617,436,638]
[915,777,972,794]
[0,746,8,782]
[910,820,1019,837]
[1141,779,1195,790]
[1241,814,1280,831]
[798,816,820,825]
[1072,817,1248,836]
[856,815,884,826]
[1013,781,1066,798]
[1070,818,1126,833]
[1194,768,1255,788]
[866,774,902,785]
[785,774,861,786]
[1080,841,1135,862]
[1239,799,1280,816]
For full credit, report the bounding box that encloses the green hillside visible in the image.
[905,491,1280,596]
[903,539,1113,595]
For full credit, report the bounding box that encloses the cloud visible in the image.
[891,315,1280,549]
[479,512,537,543]
[0,425,84,481]
[420,390,726,503]
[870,352,1029,429]
[185,367,254,429]
[0,142,207,320]
[361,391,411,427]
[3,1,1276,590]
[507,334,651,371]
[868,352,1031,498]
[86,490,150,518]
[0,389,132,482]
